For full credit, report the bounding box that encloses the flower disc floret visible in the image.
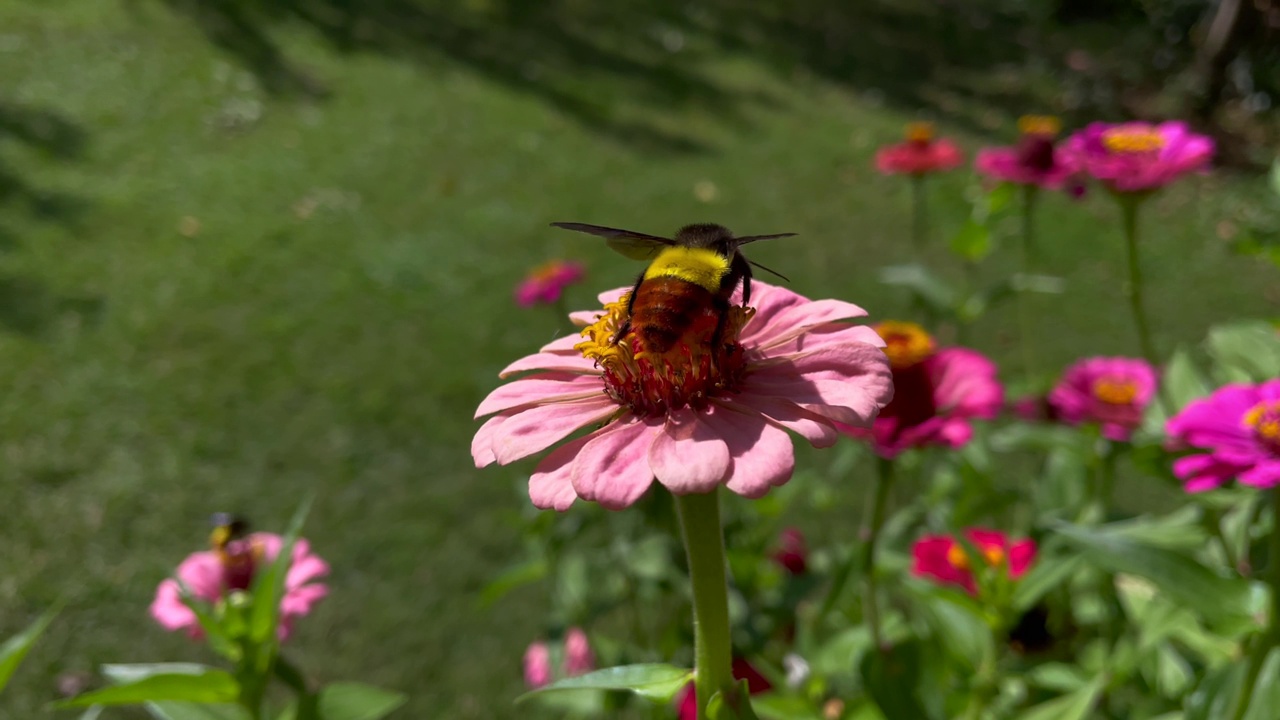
[473,281,894,510]
[1048,357,1157,442]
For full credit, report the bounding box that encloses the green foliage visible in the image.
[518,664,692,704]
[0,608,57,694]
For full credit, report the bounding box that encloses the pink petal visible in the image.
[491,396,620,464]
[500,351,598,378]
[727,395,840,447]
[475,372,604,418]
[472,414,506,467]
[281,583,328,616]
[571,418,661,509]
[528,432,598,510]
[286,554,330,590]
[746,300,872,349]
[174,552,225,602]
[1008,539,1037,578]
[150,579,199,634]
[649,408,732,494]
[701,404,795,498]
[1240,461,1280,489]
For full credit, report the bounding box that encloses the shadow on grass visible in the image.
[154,0,1064,152]
[0,101,100,336]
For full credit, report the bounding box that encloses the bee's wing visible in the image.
[736,232,797,244]
[550,222,675,261]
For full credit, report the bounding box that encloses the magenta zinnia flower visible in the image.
[149,532,329,641]
[1048,356,1158,442]
[515,259,585,307]
[845,321,1002,458]
[473,281,893,509]
[975,115,1078,190]
[912,529,1036,596]
[1166,379,1280,492]
[1061,121,1213,193]
[875,122,965,177]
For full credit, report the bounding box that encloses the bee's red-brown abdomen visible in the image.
[630,277,717,354]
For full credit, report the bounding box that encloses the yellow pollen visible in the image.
[1244,400,1280,448]
[873,320,936,369]
[1101,126,1166,154]
[947,543,1005,571]
[905,121,935,144]
[1093,377,1138,405]
[1017,115,1061,137]
[575,293,752,417]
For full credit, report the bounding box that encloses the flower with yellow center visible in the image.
[912,529,1037,596]
[1100,124,1166,154]
[905,121,935,145]
[1049,357,1157,442]
[1167,380,1280,492]
[1244,400,1280,453]
[873,320,936,370]
[1017,115,1061,138]
[1061,121,1213,193]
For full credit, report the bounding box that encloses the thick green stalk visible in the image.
[1230,488,1280,720]
[1119,196,1159,367]
[911,174,928,250]
[861,457,896,651]
[1016,185,1040,377]
[675,489,736,719]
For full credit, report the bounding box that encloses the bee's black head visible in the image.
[674,224,736,253]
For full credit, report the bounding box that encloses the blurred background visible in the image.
[2,0,1278,717]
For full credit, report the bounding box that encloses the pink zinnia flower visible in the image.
[523,641,552,689]
[149,532,329,642]
[845,321,1002,458]
[912,529,1036,596]
[875,122,965,176]
[772,527,808,576]
[1061,121,1213,193]
[562,627,594,677]
[676,658,772,720]
[1048,357,1158,442]
[975,115,1079,190]
[1166,379,1280,492]
[515,260,585,307]
[473,281,893,510]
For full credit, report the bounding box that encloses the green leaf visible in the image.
[1162,349,1211,414]
[1185,661,1244,720]
[250,496,314,645]
[0,606,58,693]
[1052,522,1254,623]
[517,664,692,704]
[707,679,762,719]
[102,663,216,684]
[1013,676,1103,720]
[58,669,240,707]
[906,585,992,669]
[1013,555,1083,611]
[1270,158,1280,198]
[1025,663,1088,692]
[751,693,825,720]
[316,682,408,720]
[1241,647,1280,720]
[145,703,253,720]
[1206,321,1280,384]
[878,264,957,313]
[859,642,937,720]
[478,558,547,608]
[949,221,991,263]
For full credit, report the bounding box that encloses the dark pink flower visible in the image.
[562,627,594,676]
[875,122,965,176]
[515,260,585,307]
[1048,357,1158,442]
[676,658,772,720]
[772,527,808,576]
[975,115,1078,190]
[523,641,552,689]
[474,281,893,510]
[149,533,329,642]
[1166,380,1280,492]
[912,529,1037,595]
[844,321,1002,458]
[1061,121,1213,193]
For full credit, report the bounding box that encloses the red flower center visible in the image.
[1244,400,1280,454]
[576,294,750,417]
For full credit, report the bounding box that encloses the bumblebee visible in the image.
[549,222,794,355]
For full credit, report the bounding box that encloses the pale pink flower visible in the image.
[563,627,594,676]
[149,533,329,642]
[1048,356,1158,442]
[473,281,894,509]
[875,122,965,176]
[1061,121,1213,193]
[523,641,552,689]
[515,260,585,307]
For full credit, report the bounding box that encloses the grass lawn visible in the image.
[1,1,1276,717]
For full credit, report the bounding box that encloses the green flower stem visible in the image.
[1016,185,1040,378]
[911,174,928,250]
[675,489,737,719]
[1230,488,1280,720]
[1118,196,1159,367]
[861,457,896,651]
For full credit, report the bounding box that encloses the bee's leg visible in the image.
[730,252,754,306]
[708,295,731,373]
[612,271,646,345]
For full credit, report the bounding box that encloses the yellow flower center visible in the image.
[1101,125,1165,154]
[1017,115,1061,137]
[1092,377,1138,405]
[529,260,570,282]
[947,543,1005,571]
[1244,400,1280,452]
[905,121,935,145]
[873,321,936,370]
[575,293,751,417]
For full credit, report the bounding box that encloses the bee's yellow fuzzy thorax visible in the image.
[643,246,729,292]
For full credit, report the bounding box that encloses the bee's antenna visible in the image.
[749,260,790,282]
[736,232,797,245]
